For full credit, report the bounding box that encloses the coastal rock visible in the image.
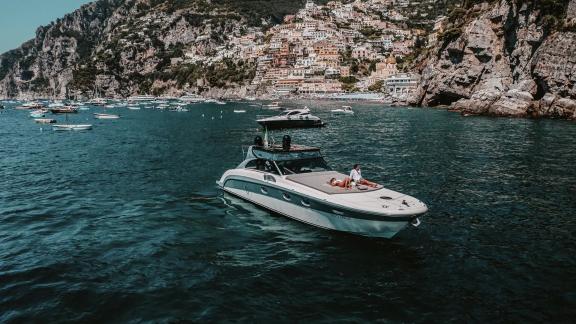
[417,0,576,120]
[532,31,576,99]
[538,94,576,119]
[452,89,501,115]
[489,90,533,117]
[0,0,263,99]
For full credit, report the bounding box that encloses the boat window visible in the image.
[245,159,265,171]
[264,160,280,175]
[276,158,331,174]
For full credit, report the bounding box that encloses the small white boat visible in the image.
[35,118,56,124]
[265,102,281,110]
[17,102,45,110]
[53,124,92,131]
[87,98,107,106]
[94,113,120,119]
[331,106,355,115]
[78,106,90,111]
[174,107,188,112]
[234,109,247,113]
[48,101,65,108]
[30,110,46,118]
[244,96,257,101]
[127,106,141,110]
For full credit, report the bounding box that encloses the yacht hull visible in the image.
[220,178,417,238]
[257,119,325,130]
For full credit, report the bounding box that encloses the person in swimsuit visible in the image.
[328,177,352,189]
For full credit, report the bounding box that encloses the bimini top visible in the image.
[249,144,322,162]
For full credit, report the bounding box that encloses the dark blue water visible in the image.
[1,102,575,322]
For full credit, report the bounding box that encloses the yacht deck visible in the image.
[286,171,383,195]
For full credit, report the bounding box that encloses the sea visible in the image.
[0,101,575,322]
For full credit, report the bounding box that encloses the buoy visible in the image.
[202,114,205,118]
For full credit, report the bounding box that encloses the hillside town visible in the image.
[184,0,440,99]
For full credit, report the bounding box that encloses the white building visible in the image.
[385,73,419,94]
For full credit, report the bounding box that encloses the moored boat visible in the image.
[30,110,47,118]
[94,113,120,119]
[53,124,92,131]
[331,106,355,115]
[34,118,57,124]
[218,135,427,238]
[50,106,78,114]
[256,107,324,129]
[87,98,107,106]
[265,101,281,110]
[17,102,45,110]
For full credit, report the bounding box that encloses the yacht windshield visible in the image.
[275,158,331,175]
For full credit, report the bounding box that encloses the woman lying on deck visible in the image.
[329,177,352,189]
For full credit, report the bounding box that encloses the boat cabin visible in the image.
[278,109,311,118]
[240,143,331,176]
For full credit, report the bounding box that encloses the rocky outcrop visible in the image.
[416,0,576,119]
[0,0,269,100]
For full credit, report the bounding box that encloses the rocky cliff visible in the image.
[0,0,314,99]
[413,0,576,119]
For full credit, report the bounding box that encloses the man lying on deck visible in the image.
[350,164,378,188]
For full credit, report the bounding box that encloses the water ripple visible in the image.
[0,102,575,322]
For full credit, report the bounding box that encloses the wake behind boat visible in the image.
[256,107,324,129]
[218,135,427,238]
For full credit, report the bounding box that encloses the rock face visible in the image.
[415,0,576,119]
[0,0,271,99]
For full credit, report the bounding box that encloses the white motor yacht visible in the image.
[218,136,427,238]
[256,107,324,129]
[331,106,355,115]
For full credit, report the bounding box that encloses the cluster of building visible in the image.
[256,0,422,96]
[181,0,426,97]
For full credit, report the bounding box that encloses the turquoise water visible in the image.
[0,102,575,322]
